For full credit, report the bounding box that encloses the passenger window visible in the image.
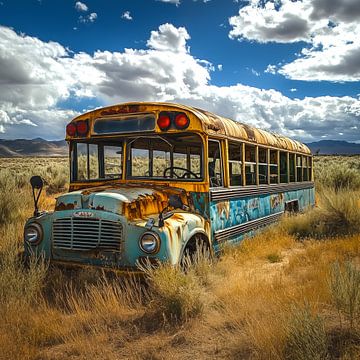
[296,155,302,181]
[308,157,313,181]
[270,150,278,184]
[258,147,268,185]
[208,140,223,187]
[289,153,295,182]
[303,156,309,181]
[280,151,288,183]
[229,142,243,186]
[245,145,257,185]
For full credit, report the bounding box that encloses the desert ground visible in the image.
[0,156,359,359]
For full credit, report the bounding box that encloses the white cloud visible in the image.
[251,68,260,76]
[157,0,181,5]
[79,12,97,23]
[0,24,359,142]
[75,1,88,12]
[147,23,190,53]
[217,64,223,71]
[229,0,360,82]
[290,88,297,92]
[265,64,277,74]
[121,11,133,21]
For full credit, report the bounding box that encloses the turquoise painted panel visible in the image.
[210,187,315,246]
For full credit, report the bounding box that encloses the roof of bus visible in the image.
[75,102,311,155]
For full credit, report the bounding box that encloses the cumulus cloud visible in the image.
[75,1,88,12]
[229,0,360,82]
[157,0,181,5]
[0,23,359,142]
[121,11,133,21]
[79,12,97,23]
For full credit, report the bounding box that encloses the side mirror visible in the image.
[168,194,183,209]
[158,195,189,228]
[30,176,44,217]
[30,176,44,190]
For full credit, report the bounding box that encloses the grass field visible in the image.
[0,156,360,359]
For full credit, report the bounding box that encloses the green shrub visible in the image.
[315,160,360,191]
[266,253,282,263]
[284,305,328,360]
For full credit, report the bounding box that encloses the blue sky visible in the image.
[0,0,359,142]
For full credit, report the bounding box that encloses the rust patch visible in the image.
[55,202,75,211]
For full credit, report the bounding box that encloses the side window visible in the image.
[245,145,257,185]
[303,156,309,181]
[296,155,302,181]
[270,149,278,184]
[208,140,223,187]
[258,147,268,185]
[280,151,288,183]
[289,153,296,182]
[229,142,243,186]
[309,157,313,181]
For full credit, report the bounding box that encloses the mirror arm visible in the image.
[158,205,169,228]
[33,186,43,217]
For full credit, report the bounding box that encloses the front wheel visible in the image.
[180,234,211,270]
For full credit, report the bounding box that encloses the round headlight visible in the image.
[139,232,160,254]
[24,223,43,245]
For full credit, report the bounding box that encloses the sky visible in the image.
[0,0,359,143]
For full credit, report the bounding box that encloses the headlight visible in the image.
[24,223,43,245]
[139,232,160,254]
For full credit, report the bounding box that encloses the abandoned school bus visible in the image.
[24,102,314,270]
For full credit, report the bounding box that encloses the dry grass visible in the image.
[0,155,359,359]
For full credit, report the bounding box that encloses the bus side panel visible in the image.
[210,186,315,251]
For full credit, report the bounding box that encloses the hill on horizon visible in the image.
[0,138,359,157]
[0,138,67,157]
[306,140,360,155]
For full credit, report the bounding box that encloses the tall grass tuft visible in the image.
[282,189,360,238]
[0,172,28,225]
[284,305,328,360]
[329,261,360,329]
[142,262,205,323]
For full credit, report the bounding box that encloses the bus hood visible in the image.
[55,184,188,221]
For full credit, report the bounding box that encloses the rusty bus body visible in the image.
[24,102,314,270]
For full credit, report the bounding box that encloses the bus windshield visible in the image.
[71,133,203,182]
[127,133,203,181]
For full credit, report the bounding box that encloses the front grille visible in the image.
[52,218,123,251]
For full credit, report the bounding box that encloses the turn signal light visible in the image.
[157,115,171,130]
[76,120,88,135]
[66,123,77,137]
[174,113,190,129]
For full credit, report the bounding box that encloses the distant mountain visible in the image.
[306,140,360,155]
[0,138,67,157]
[0,138,359,157]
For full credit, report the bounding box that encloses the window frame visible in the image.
[208,139,224,188]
